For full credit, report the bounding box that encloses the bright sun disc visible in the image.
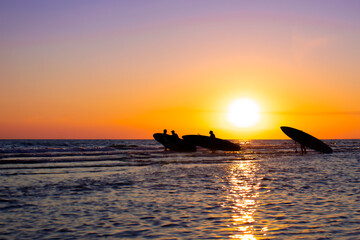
[227,99,260,128]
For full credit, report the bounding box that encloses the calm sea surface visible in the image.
[0,139,359,239]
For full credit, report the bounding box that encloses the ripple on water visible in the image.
[1,140,360,239]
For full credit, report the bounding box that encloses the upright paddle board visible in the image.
[182,135,240,151]
[280,126,333,153]
[153,133,196,152]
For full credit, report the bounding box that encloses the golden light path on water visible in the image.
[223,160,268,239]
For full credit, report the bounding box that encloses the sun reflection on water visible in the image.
[224,161,266,239]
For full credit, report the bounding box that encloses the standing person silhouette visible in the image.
[300,144,307,155]
[171,130,179,139]
[209,130,216,153]
[162,129,169,151]
[294,141,307,155]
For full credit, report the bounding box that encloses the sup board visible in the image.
[153,133,196,152]
[280,126,333,153]
[182,135,240,151]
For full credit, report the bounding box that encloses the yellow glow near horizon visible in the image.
[1,2,360,139]
[227,99,260,128]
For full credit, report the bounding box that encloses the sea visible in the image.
[0,139,359,240]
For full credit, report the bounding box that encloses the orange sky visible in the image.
[1,1,360,139]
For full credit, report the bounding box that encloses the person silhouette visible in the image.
[171,130,179,139]
[161,129,169,151]
[300,144,307,155]
[209,130,215,139]
[209,130,216,153]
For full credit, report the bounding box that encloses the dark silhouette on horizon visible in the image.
[281,126,333,154]
[153,130,196,152]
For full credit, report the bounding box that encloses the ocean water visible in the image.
[0,139,359,239]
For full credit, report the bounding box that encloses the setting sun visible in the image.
[227,99,260,128]
[0,1,359,140]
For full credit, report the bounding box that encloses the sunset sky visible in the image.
[1,0,360,139]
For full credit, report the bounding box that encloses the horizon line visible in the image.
[0,138,358,140]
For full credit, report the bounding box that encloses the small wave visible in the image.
[0,146,117,155]
[110,144,138,149]
[0,155,130,166]
[0,151,130,163]
[0,139,359,170]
